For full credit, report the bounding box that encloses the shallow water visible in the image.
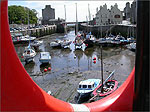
[14,30,135,103]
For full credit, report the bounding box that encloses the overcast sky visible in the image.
[8,0,133,22]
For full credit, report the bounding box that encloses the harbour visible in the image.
[1,0,149,111]
[14,30,135,103]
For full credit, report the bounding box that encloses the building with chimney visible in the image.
[130,0,136,24]
[42,5,65,25]
[110,3,123,24]
[42,5,55,25]
[96,4,110,25]
[95,3,123,25]
[124,2,131,20]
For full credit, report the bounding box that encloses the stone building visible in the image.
[42,5,55,25]
[124,2,131,20]
[130,0,136,24]
[123,1,136,24]
[95,3,123,25]
[110,4,123,24]
[96,4,110,25]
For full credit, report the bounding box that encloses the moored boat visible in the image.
[92,80,118,97]
[90,70,118,101]
[39,52,51,64]
[20,35,36,43]
[74,35,84,48]
[23,46,36,63]
[50,39,62,48]
[60,39,72,48]
[11,33,23,44]
[84,39,94,48]
[30,40,43,47]
[126,42,136,51]
[75,79,101,102]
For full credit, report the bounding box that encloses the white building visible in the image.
[96,4,110,25]
[95,3,123,25]
[110,3,123,24]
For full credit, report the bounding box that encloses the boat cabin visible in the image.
[24,48,35,54]
[78,81,95,90]
[40,52,51,59]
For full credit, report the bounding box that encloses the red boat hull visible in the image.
[92,80,118,97]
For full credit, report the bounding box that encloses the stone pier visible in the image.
[79,24,136,38]
[11,25,57,38]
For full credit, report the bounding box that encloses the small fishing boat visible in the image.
[20,35,36,43]
[84,38,94,48]
[86,32,96,43]
[90,46,118,102]
[92,80,118,97]
[74,39,83,46]
[127,37,136,43]
[105,34,116,44]
[127,42,136,51]
[60,39,72,48]
[11,33,23,44]
[90,70,118,100]
[50,39,62,48]
[114,34,128,45]
[23,46,36,63]
[75,79,101,100]
[74,38,84,49]
[39,52,51,64]
[110,39,121,46]
[30,40,43,47]
[84,33,96,48]
[98,38,108,47]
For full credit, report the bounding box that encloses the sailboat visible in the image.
[23,8,36,63]
[60,5,72,48]
[90,46,118,101]
[74,3,83,49]
[126,26,136,51]
[23,45,36,63]
[84,32,96,48]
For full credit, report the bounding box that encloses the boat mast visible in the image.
[88,4,91,33]
[64,5,67,34]
[88,4,91,22]
[101,45,104,93]
[27,8,30,46]
[75,3,78,35]
[101,25,102,38]
[86,16,88,32]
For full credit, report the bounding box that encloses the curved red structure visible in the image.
[1,0,135,111]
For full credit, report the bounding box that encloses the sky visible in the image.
[8,0,133,22]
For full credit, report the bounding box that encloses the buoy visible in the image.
[73,41,74,43]
[44,68,47,72]
[21,56,24,58]
[93,57,96,60]
[48,67,51,71]
[86,44,88,46]
[93,60,96,63]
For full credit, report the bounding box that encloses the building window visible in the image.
[114,15,120,18]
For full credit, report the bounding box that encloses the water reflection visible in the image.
[14,30,135,103]
[24,61,35,74]
[14,31,133,78]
